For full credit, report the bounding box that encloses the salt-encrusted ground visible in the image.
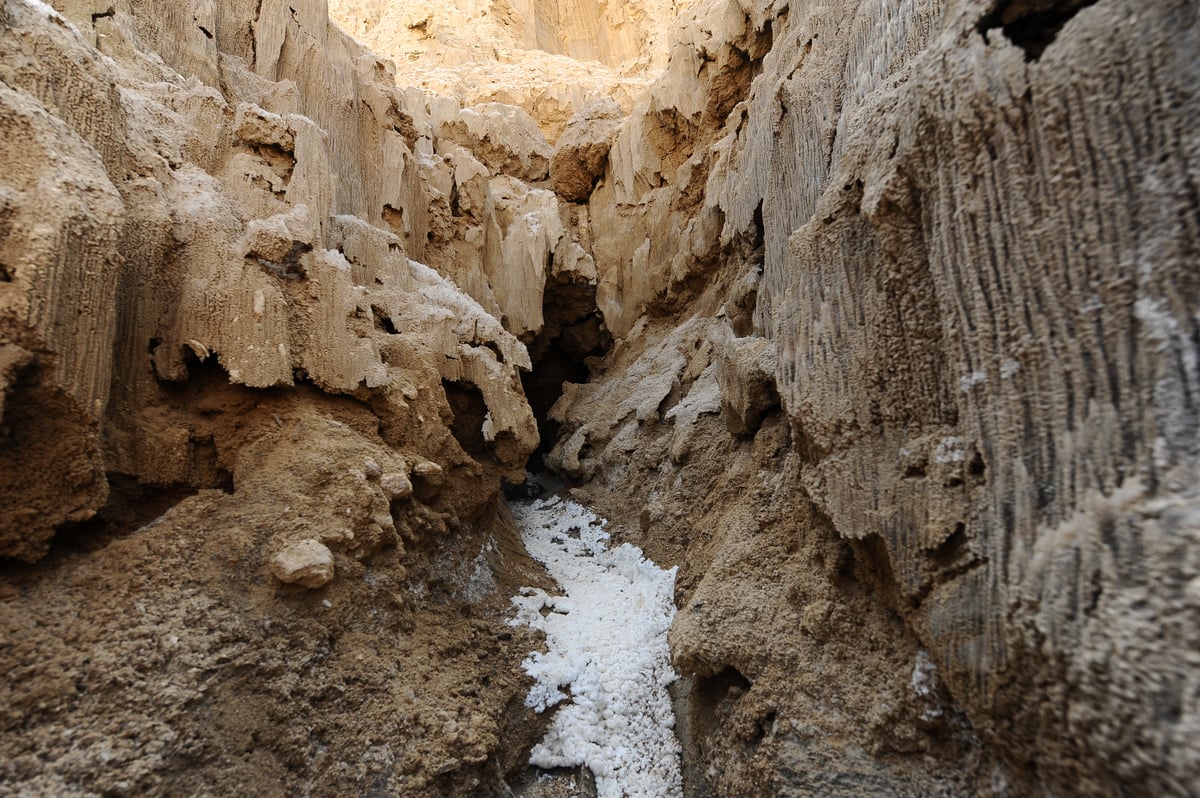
[510,495,682,798]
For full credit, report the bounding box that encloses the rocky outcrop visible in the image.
[0,73,120,561]
[0,0,545,560]
[585,0,773,337]
[550,98,623,202]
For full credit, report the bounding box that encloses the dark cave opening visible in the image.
[978,0,1100,61]
[519,274,612,472]
[443,378,490,459]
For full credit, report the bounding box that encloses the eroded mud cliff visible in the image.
[549,0,1199,795]
[0,0,555,792]
[1,0,1197,795]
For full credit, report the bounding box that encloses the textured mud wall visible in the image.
[748,2,1200,794]
[0,0,564,793]
[547,0,1200,795]
[0,0,548,562]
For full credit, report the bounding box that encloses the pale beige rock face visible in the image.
[377,82,604,361]
[328,0,696,140]
[437,102,552,182]
[585,0,772,336]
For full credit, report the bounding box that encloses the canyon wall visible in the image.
[1,0,1197,795]
[0,0,570,793]
[549,0,1199,795]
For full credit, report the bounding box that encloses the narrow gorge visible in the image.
[0,0,1196,796]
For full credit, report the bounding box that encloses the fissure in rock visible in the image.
[520,274,612,472]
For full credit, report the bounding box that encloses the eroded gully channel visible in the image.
[438,264,696,797]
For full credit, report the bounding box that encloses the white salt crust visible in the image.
[510,496,682,798]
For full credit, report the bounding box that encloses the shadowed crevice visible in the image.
[978,0,1101,61]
